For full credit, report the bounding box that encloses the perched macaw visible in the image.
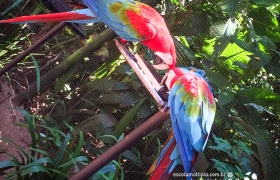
[149,67,216,180]
[0,0,176,68]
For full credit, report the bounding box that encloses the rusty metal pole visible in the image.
[69,111,170,180]
[0,22,66,76]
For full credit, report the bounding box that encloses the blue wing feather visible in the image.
[83,0,141,41]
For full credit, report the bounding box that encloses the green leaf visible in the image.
[264,59,280,77]
[175,37,196,65]
[250,0,280,7]
[38,124,67,138]
[0,0,23,17]
[30,54,41,93]
[221,42,252,71]
[13,108,37,151]
[245,103,274,115]
[233,61,247,69]
[53,133,71,167]
[249,7,280,41]
[202,38,215,55]
[218,91,235,105]
[113,98,145,138]
[99,135,118,143]
[257,36,277,51]
[248,51,271,71]
[210,18,240,37]
[252,128,280,179]
[212,36,230,58]
[75,114,116,137]
[232,115,280,179]
[0,160,18,168]
[20,165,50,177]
[206,71,227,88]
[115,64,132,75]
[30,148,49,156]
[72,131,85,158]
[117,133,125,142]
[237,87,280,102]
[20,157,53,171]
[58,156,88,168]
[211,159,236,174]
[218,0,248,16]
[232,39,252,52]
[208,135,232,152]
[121,150,143,167]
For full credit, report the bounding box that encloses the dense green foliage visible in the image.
[0,109,88,180]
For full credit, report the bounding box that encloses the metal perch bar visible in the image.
[70,111,170,180]
[134,54,162,91]
[114,40,165,108]
[42,0,87,38]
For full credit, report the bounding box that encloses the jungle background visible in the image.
[0,0,280,179]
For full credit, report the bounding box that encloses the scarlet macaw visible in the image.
[0,0,176,68]
[149,67,216,179]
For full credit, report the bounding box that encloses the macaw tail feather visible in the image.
[147,131,175,176]
[0,9,98,24]
[149,131,182,180]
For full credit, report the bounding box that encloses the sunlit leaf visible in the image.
[221,43,252,71]
[232,39,252,52]
[249,7,280,42]
[237,87,280,102]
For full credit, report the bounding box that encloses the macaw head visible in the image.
[154,51,176,70]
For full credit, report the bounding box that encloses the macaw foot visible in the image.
[119,38,134,49]
[159,101,169,112]
[153,64,170,70]
[152,54,170,70]
[115,39,136,61]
